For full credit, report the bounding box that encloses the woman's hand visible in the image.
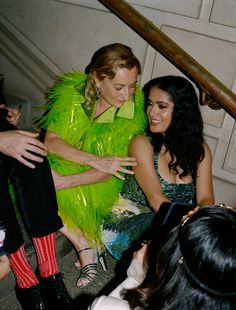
[88,156,137,180]
[5,107,21,126]
[127,243,149,284]
[0,130,46,168]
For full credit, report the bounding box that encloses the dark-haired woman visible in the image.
[90,205,236,309]
[102,75,215,260]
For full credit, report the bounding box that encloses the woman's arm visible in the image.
[129,135,171,212]
[52,168,111,191]
[45,130,137,180]
[195,142,215,206]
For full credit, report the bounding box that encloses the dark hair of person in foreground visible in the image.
[123,206,236,309]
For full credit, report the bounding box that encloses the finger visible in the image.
[113,172,125,180]
[22,151,44,163]
[117,156,137,162]
[118,168,134,175]
[107,156,137,162]
[24,137,46,151]
[120,161,137,167]
[17,130,40,138]
[17,156,36,169]
[27,144,47,155]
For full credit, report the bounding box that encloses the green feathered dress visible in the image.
[39,70,147,243]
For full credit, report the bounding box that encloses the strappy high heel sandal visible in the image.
[76,247,107,288]
[74,248,85,269]
[97,248,108,272]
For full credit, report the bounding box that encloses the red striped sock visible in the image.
[9,245,39,288]
[32,233,58,278]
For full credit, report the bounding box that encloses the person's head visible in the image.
[84,43,141,109]
[143,75,204,178]
[125,205,236,310]
[143,75,202,134]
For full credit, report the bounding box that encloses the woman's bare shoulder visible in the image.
[129,134,152,156]
[131,134,150,146]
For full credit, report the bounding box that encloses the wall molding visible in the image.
[0,14,62,91]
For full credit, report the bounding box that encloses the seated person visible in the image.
[0,87,72,309]
[89,204,236,309]
[38,43,147,288]
[101,75,215,260]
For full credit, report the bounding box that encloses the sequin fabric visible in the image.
[101,153,195,260]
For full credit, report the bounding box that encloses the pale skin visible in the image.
[44,66,141,285]
[0,255,10,281]
[0,105,46,168]
[129,86,214,213]
[130,135,214,212]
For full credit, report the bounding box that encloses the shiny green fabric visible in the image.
[39,70,147,242]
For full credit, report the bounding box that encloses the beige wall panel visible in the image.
[1,0,147,74]
[151,26,236,127]
[211,0,236,28]
[130,0,203,18]
[159,26,236,89]
[56,0,203,18]
[224,124,236,173]
[1,0,149,122]
[213,178,236,205]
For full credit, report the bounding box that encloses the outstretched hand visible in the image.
[89,156,137,180]
[0,130,47,168]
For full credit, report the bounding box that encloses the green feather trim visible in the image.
[40,71,147,242]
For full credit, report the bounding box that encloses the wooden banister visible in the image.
[98,0,236,118]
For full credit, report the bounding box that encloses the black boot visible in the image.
[15,284,48,310]
[38,273,72,309]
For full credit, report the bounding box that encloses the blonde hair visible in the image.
[84,43,141,110]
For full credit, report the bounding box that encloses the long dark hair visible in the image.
[124,206,236,309]
[143,76,204,179]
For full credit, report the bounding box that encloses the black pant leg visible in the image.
[12,157,63,238]
[0,154,24,254]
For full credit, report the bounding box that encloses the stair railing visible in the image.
[98,0,236,118]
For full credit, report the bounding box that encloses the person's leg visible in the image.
[32,233,58,277]
[13,157,72,307]
[0,254,10,281]
[60,225,97,267]
[9,245,39,288]
[0,154,47,309]
[60,225,107,288]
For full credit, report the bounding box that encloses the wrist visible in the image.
[85,153,99,167]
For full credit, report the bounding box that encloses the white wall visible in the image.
[1,0,235,205]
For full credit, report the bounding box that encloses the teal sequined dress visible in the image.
[101,153,195,260]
